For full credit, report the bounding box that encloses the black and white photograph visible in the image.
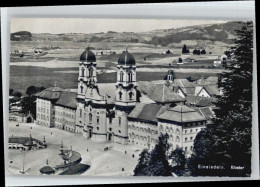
[2,1,258,185]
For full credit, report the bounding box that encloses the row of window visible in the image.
[159,125,181,135]
[184,136,194,142]
[80,67,94,77]
[128,124,158,135]
[37,107,49,114]
[118,91,134,100]
[37,113,49,121]
[184,146,193,152]
[129,134,156,144]
[119,71,134,82]
[184,128,199,134]
[183,121,205,127]
[56,110,75,119]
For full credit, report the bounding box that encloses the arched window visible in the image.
[119,71,124,82]
[119,91,122,100]
[89,113,92,122]
[89,68,93,77]
[97,116,100,124]
[81,68,85,77]
[79,109,82,117]
[129,92,133,100]
[80,86,83,93]
[118,117,121,126]
[128,72,133,82]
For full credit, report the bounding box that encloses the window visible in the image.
[80,86,83,94]
[97,117,100,124]
[109,117,112,123]
[128,72,133,82]
[190,137,193,141]
[97,127,99,131]
[185,130,187,134]
[185,147,187,151]
[89,68,93,77]
[118,117,121,126]
[79,109,82,117]
[170,135,173,141]
[118,130,121,133]
[190,146,193,150]
[81,68,85,77]
[176,129,180,135]
[129,92,133,100]
[185,137,187,142]
[120,71,124,82]
[89,113,92,122]
[119,91,122,100]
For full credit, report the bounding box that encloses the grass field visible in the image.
[9,65,221,94]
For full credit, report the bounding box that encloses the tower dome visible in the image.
[80,47,96,62]
[118,50,136,65]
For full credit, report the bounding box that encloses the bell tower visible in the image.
[114,46,137,144]
[76,45,97,134]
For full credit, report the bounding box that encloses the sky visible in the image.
[10,18,228,34]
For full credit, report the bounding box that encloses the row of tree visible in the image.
[182,45,206,55]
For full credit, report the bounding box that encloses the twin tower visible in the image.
[75,46,137,144]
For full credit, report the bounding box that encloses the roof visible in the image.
[138,81,185,103]
[39,166,55,174]
[186,95,217,107]
[35,87,62,100]
[157,104,206,123]
[55,91,78,109]
[118,50,136,65]
[196,76,218,85]
[9,137,34,145]
[97,83,117,104]
[80,47,96,62]
[194,107,215,120]
[203,85,221,96]
[128,103,167,123]
[172,79,195,95]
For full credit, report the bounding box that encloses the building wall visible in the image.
[158,121,183,151]
[182,121,206,154]
[36,98,53,127]
[177,88,186,98]
[128,120,158,150]
[54,105,76,133]
[113,110,128,144]
[197,88,211,97]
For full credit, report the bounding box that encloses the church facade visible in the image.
[35,46,208,154]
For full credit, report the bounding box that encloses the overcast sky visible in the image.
[10,18,228,34]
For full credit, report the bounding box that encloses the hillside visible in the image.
[10,21,243,45]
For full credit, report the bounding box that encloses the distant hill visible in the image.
[10,21,244,45]
[10,31,32,41]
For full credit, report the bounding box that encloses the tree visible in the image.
[193,49,198,55]
[12,91,22,98]
[169,148,186,175]
[133,133,172,176]
[182,45,189,54]
[189,21,253,177]
[21,86,45,119]
[9,89,14,96]
[201,49,206,55]
[147,133,172,176]
[133,149,151,176]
